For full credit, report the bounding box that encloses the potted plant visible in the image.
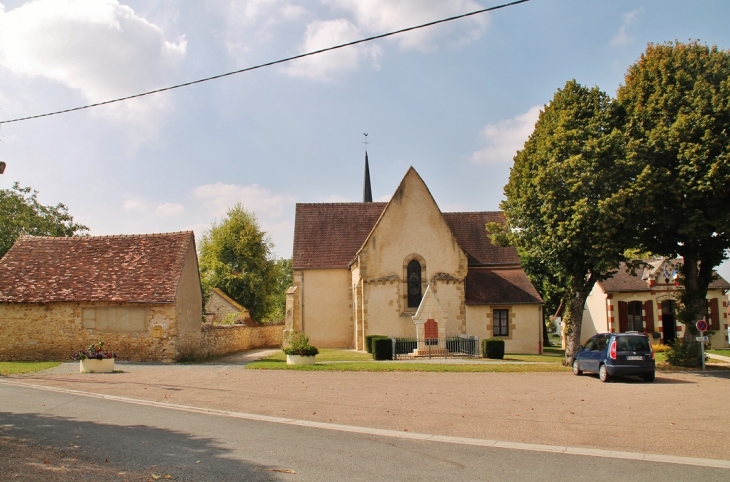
[283,332,319,365]
[74,340,117,373]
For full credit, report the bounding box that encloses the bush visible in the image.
[482,338,505,359]
[282,332,319,357]
[366,335,389,354]
[372,337,393,360]
[666,338,703,367]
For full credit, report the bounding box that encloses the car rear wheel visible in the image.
[599,364,611,383]
[572,360,583,376]
[642,373,655,383]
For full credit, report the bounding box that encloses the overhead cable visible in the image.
[0,0,530,125]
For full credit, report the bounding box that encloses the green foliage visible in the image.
[366,335,390,354]
[267,258,292,322]
[198,203,280,322]
[493,80,631,364]
[0,182,89,258]
[618,41,730,366]
[219,313,239,325]
[666,339,704,367]
[282,331,319,357]
[482,338,505,359]
[372,337,393,360]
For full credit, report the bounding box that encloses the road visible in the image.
[1,382,728,481]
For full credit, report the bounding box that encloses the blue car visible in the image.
[572,332,655,382]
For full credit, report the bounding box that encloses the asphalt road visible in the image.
[1,382,728,482]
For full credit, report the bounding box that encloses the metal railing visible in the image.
[393,335,479,359]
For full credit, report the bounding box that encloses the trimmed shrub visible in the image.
[366,335,389,354]
[482,338,505,359]
[372,337,393,360]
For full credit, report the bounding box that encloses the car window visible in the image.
[584,339,595,351]
[593,335,608,351]
[617,336,650,351]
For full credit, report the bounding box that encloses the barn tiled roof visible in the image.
[292,204,520,269]
[0,232,195,303]
[465,268,543,305]
[292,203,387,269]
[442,212,521,266]
[598,261,730,293]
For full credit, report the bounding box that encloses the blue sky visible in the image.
[1,0,730,278]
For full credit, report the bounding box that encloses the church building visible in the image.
[285,159,543,354]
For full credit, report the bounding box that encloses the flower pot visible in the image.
[80,358,115,373]
[286,354,316,366]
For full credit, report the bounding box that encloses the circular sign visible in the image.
[696,320,709,332]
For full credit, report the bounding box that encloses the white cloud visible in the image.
[193,182,295,220]
[281,18,381,81]
[123,198,146,211]
[0,0,187,124]
[611,8,642,47]
[156,202,185,217]
[325,0,488,51]
[470,106,541,165]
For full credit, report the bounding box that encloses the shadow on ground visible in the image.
[0,411,286,481]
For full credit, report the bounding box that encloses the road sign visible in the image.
[696,320,708,332]
[695,336,709,342]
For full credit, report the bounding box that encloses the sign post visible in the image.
[696,320,708,370]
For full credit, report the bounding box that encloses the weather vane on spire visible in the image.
[362,133,369,152]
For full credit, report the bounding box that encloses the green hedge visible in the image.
[372,337,393,360]
[366,335,390,354]
[482,338,505,359]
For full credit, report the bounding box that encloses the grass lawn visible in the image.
[708,349,730,357]
[247,348,571,372]
[0,361,61,375]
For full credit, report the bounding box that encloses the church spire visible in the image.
[363,151,373,203]
[362,133,372,203]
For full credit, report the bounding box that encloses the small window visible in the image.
[407,260,422,308]
[627,301,643,332]
[493,309,509,336]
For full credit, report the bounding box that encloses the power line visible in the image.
[0,0,530,125]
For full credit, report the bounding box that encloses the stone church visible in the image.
[285,158,543,354]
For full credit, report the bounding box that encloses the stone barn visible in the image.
[0,231,203,362]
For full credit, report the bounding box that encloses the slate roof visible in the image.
[0,232,195,303]
[598,261,730,292]
[292,204,520,269]
[465,268,543,305]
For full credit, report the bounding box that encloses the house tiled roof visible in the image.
[598,261,730,292]
[465,268,543,305]
[292,204,520,269]
[292,203,387,269]
[442,212,521,266]
[0,232,195,303]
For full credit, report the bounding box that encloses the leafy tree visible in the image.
[618,41,730,366]
[268,258,292,322]
[490,80,631,365]
[198,203,279,322]
[0,182,89,258]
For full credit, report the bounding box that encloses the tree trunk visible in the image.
[677,251,714,367]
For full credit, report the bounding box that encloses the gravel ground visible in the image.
[2,350,730,479]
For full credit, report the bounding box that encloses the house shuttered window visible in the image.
[493,309,509,336]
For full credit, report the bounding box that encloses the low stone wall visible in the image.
[200,323,283,358]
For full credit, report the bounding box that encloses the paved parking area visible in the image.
[4,352,730,461]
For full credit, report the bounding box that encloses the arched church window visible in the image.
[407,260,422,308]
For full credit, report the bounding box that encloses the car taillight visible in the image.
[609,339,617,360]
[650,344,655,360]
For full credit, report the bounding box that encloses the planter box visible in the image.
[80,358,115,373]
[286,354,316,366]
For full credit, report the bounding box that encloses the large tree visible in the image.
[491,80,631,365]
[198,203,281,322]
[618,41,730,366]
[0,182,89,258]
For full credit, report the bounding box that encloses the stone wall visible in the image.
[200,323,283,358]
[0,302,182,362]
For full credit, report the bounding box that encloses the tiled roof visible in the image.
[0,232,195,303]
[598,261,730,292]
[292,203,387,269]
[465,268,543,305]
[292,204,520,269]
[442,212,521,266]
